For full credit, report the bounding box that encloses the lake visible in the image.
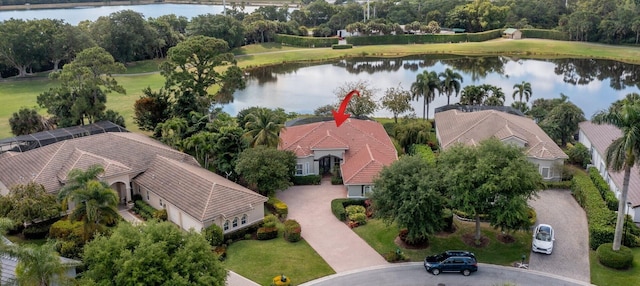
[224,56,640,119]
[0,3,261,24]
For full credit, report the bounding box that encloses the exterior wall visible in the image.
[528,157,564,181]
[295,156,316,176]
[214,205,265,234]
[346,185,373,198]
[502,137,526,148]
[104,173,132,203]
[578,129,621,197]
[133,182,204,231]
[313,150,344,160]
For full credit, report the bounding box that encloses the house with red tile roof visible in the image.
[579,121,640,223]
[435,109,568,181]
[0,132,267,234]
[279,118,398,198]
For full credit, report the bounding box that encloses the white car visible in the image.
[532,224,555,254]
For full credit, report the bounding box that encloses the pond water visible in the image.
[0,3,259,24]
[224,56,640,119]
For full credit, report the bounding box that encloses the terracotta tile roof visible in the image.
[579,121,640,208]
[0,132,198,193]
[280,118,397,185]
[435,109,568,160]
[135,156,267,222]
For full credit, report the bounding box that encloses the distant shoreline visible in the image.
[0,1,290,12]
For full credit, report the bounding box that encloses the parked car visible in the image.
[424,251,478,276]
[532,223,555,254]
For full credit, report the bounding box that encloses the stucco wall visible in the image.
[347,185,372,198]
[214,205,265,234]
[527,157,564,181]
[296,156,316,176]
[313,150,344,160]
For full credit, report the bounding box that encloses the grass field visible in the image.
[590,248,640,286]
[2,39,640,138]
[353,218,533,266]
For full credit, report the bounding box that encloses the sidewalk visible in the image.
[227,271,260,286]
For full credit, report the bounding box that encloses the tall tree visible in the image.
[411,70,440,119]
[4,182,61,226]
[539,101,586,147]
[134,87,173,136]
[211,126,248,181]
[183,131,216,169]
[57,165,105,209]
[439,138,542,242]
[333,80,379,118]
[82,220,227,285]
[243,108,285,148]
[37,47,126,127]
[592,94,640,251]
[235,146,297,196]
[512,81,533,103]
[187,14,245,48]
[89,10,157,63]
[381,84,414,123]
[160,35,246,108]
[372,155,447,244]
[438,68,464,105]
[0,19,42,77]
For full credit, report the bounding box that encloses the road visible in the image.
[299,263,592,286]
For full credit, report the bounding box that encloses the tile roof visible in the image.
[435,109,568,160]
[279,118,397,185]
[579,121,640,208]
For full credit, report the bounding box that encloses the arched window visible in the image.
[232,217,238,228]
[241,214,247,225]
[223,220,229,231]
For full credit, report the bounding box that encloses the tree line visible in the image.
[2,0,640,77]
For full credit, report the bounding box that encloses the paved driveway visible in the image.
[276,179,388,273]
[528,189,590,283]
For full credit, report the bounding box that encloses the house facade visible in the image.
[578,121,639,223]
[0,132,266,233]
[435,109,568,181]
[279,118,397,198]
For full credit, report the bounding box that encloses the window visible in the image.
[295,164,303,175]
[223,220,229,231]
[146,190,149,200]
[541,167,549,178]
[159,199,163,207]
[241,214,247,225]
[233,217,238,228]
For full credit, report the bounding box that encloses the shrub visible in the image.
[543,180,572,189]
[442,208,454,232]
[22,224,50,239]
[257,227,279,240]
[267,197,288,219]
[223,224,260,242]
[153,209,168,221]
[384,249,406,262]
[349,213,367,225]
[204,224,225,247]
[292,175,321,185]
[274,34,338,47]
[520,29,569,40]
[596,243,634,269]
[49,219,85,242]
[345,205,366,216]
[566,143,591,168]
[214,246,227,261]
[132,194,143,202]
[263,214,279,228]
[587,167,619,211]
[57,240,83,259]
[330,176,343,185]
[527,207,537,227]
[133,200,158,221]
[283,219,302,242]
[572,171,618,249]
[331,44,353,49]
[410,144,436,166]
[331,198,367,221]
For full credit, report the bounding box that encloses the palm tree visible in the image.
[438,68,463,105]
[512,81,533,103]
[183,131,215,169]
[2,241,79,286]
[58,165,105,209]
[411,70,440,119]
[243,109,285,148]
[69,180,119,241]
[592,95,640,251]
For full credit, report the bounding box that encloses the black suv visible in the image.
[424,251,478,276]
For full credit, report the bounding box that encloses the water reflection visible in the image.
[228,56,640,118]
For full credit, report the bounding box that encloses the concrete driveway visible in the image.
[276,179,388,273]
[528,189,590,283]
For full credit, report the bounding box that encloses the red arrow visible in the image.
[332,89,360,127]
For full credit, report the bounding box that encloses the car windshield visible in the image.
[536,231,552,242]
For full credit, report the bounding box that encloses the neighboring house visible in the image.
[435,109,568,181]
[279,118,397,198]
[0,132,266,233]
[578,121,640,223]
[1,236,79,285]
[503,28,523,39]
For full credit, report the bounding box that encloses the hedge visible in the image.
[267,197,288,218]
[596,243,634,269]
[274,34,338,47]
[520,29,569,41]
[284,219,302,242]
[257,227,279,240]
[133,200,159,221]
[543,180,572,189]
[588,167,619,211]
[572,171,617,249]
[332,44,353,49]
[292,175,321,185]
[345,29,502,46]
[331,198,367,221]
[411,144,436,166]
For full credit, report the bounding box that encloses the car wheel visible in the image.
[462,269,471,276]
[432,269,440,275]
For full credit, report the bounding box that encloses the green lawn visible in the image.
[223,237,334,286]
[353,218,533,266]
[590,248,640,286]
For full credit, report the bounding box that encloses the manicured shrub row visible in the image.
[572,171,616,249]
[274,34,338,47]
[330,176,343,185]
[284,219,302,242]
[520,29,569,41]
[410,144,436,166]
[332,44,353,49]
[257,227,279,240]
[267,197,288,218]
[587,167,619,211]
[292,175,321,185]
[331,199,367,221]
[223,224,260,243]
[133,200,166,221]
[543,180,572,189]
[346,29,502,46]
[596,243,634,269]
